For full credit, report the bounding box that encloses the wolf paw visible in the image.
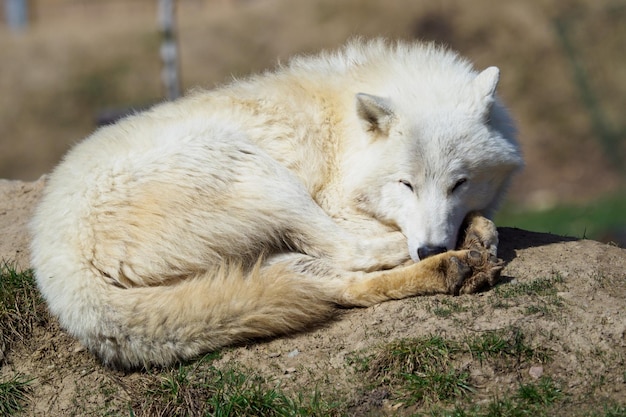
[445,249,504,295]
[458,212,499,257]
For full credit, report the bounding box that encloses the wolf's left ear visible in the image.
[356,93,395,137]
[474,66,500,104]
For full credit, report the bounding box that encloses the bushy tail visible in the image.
[86,261,337,369]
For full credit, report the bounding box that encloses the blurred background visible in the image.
[1,0,624,245]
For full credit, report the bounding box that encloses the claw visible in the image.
[448,248,504,295]
[468,250,482,262]
[440,215,505,296]
[458,212,499,256]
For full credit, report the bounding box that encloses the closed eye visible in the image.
[399,179,414,192]
[450,178,468,194]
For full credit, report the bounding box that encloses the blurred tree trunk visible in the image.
[5,0,28,32]
[158,0,181,100]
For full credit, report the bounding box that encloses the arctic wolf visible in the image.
[31,39,523,369]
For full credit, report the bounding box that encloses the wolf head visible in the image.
[345,65,523,262]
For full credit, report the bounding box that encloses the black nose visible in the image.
[417,245,447,260]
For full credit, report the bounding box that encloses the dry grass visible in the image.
[356,328,551,409]
[0,263,46,364]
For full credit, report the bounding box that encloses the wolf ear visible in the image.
[475,66,500,102]
[356,93,394,137]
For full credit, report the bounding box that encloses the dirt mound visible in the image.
[1,179,624,416]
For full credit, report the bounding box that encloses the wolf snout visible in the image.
[417,245,447,260]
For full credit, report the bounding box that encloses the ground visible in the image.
[0,1,624,414]
[0,179,624,416]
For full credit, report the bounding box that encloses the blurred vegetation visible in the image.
[500,4,625,245]
[497,192,626,245]
[554,4,626,174]
[0,0,624,243]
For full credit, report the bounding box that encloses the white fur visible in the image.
[30,39,522,368]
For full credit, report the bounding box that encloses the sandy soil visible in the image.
[0,179,624,416]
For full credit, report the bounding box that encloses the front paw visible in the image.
[458,212,499,257]
[444,249,504,295]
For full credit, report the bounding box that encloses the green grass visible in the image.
[131,363,342,417]
[428,298,470,319]
[465,328,550,366]
[478,377,563,417]
[0,373,32,416]
[516,377,563,406]
[493,274,564,299]
[0,263,42,415]
[428,377,563,417]
[349,328,626,416]
[367,335,473,406]
[491,274,566,316]
[590,404,626,417]
[0,262,45,358]
[496,192,626,244]
[353,329,551,410]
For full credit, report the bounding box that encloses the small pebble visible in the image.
[529,365,543,379]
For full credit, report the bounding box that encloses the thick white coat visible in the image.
[30,39,523,368]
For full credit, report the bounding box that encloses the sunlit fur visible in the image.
[30,39,522,369]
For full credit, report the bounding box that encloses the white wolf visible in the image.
[30,39,523,369]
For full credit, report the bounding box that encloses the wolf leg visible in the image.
[272,224,409,274]
[340,248,503,306]
[457,212,499,256]
[275,248,502,308]
[453,212,504,293]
